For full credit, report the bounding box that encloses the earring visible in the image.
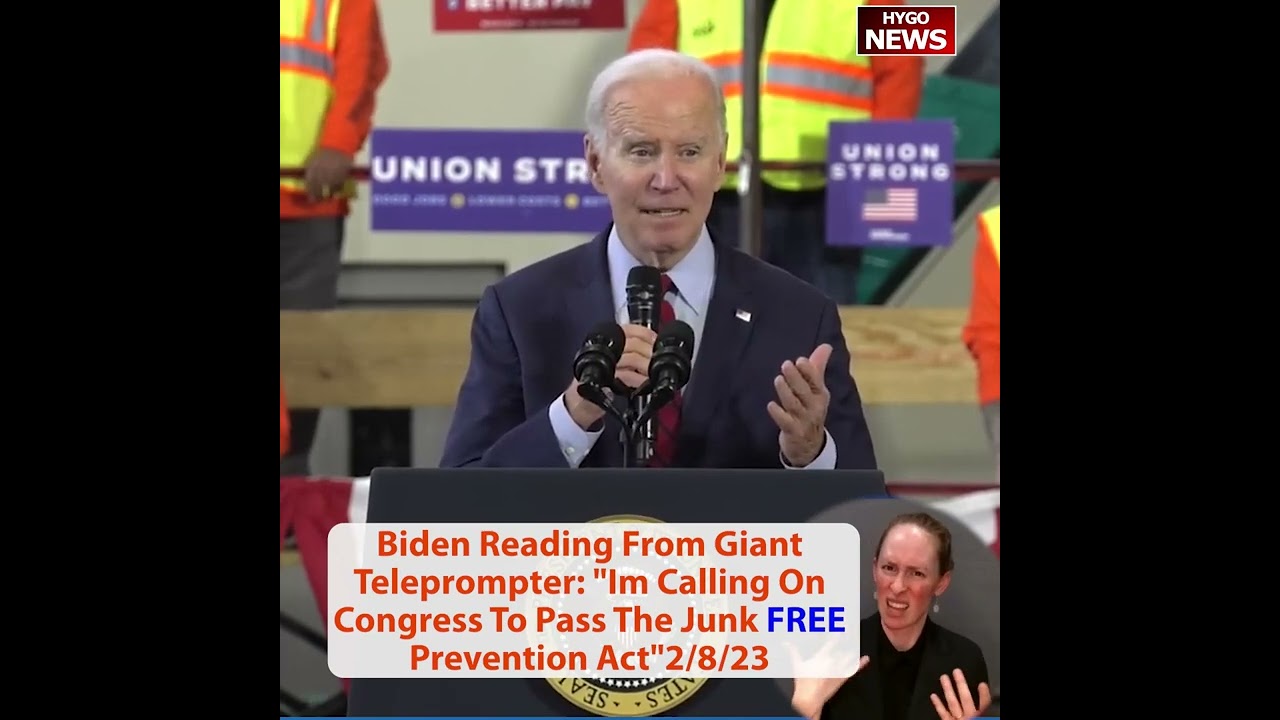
[873,590,878,599]
[932,599,940,613]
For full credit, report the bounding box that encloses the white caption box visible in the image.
[328,522,861,679]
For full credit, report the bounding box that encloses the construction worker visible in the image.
[627,0,923,304]
[280,0,388,476]
[962,205,999,466]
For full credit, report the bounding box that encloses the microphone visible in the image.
[635,320,696,428]
[626,266,663,332]
[573,322,625,418]
[625,266,663,463]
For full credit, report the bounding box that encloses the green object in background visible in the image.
[855,76,1001,304]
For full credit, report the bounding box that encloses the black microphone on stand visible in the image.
[625,266,663,465]
[633,320,696,429]
[572,322,627,429]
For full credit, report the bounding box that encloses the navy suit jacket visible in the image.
[439,226,878,470]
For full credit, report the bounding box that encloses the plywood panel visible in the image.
[281,308,977,407]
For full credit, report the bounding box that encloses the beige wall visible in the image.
[343,0,999,272]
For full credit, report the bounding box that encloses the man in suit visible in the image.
[439,48,877,471]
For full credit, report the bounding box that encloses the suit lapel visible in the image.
[565,226,623,468]
[677,241,755,465]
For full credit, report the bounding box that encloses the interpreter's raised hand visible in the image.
[788,639,869,720]
[929,669,992,720]
[769,343,833,466]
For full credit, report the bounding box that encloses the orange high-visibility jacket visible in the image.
[962,206,1000,404]
[279,0,389,220]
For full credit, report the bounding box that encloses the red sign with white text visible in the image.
[434,0,625,32]
[856,4,956,56]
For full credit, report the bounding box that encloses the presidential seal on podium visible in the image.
[531,514,718,717]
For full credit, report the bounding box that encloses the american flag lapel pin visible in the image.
[735,309,752,322]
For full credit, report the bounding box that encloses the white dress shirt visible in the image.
[547,225,837,469]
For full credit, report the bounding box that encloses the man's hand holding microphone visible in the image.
[565,323,656,431]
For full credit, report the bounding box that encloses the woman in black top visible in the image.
[792,512,993,720]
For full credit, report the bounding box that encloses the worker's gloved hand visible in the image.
[304,147,353,202]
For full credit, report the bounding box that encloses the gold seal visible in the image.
[537,514,712,717]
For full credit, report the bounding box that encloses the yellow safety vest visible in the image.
[280,0,353,197]
[979,205,1000,265]
[677,0,873,192]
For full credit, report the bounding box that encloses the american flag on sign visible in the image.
[862,187,918,222]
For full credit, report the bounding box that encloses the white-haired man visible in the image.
[628,0,924,304]
[440,49,878,472]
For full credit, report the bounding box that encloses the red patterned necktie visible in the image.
[649,273,681,468]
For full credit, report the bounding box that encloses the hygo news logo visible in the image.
[855,4,957,57]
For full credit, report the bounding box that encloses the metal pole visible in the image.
[738,0,763,258]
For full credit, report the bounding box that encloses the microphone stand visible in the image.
[576,380,677,469]
[621,406,637,470]
[629,381,653,469]
[623,381,677,469]
[622,380,646,469]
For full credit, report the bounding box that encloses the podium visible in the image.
[347,467,887,717]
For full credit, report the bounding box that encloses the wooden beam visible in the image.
[281,308,977,407]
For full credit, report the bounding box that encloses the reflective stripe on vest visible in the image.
[980,205,1000,265]
[280,45,333,77]
[280,0,344,195]
[763,52,873,112]
[677,0,872,192]
[700,51,872,107]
